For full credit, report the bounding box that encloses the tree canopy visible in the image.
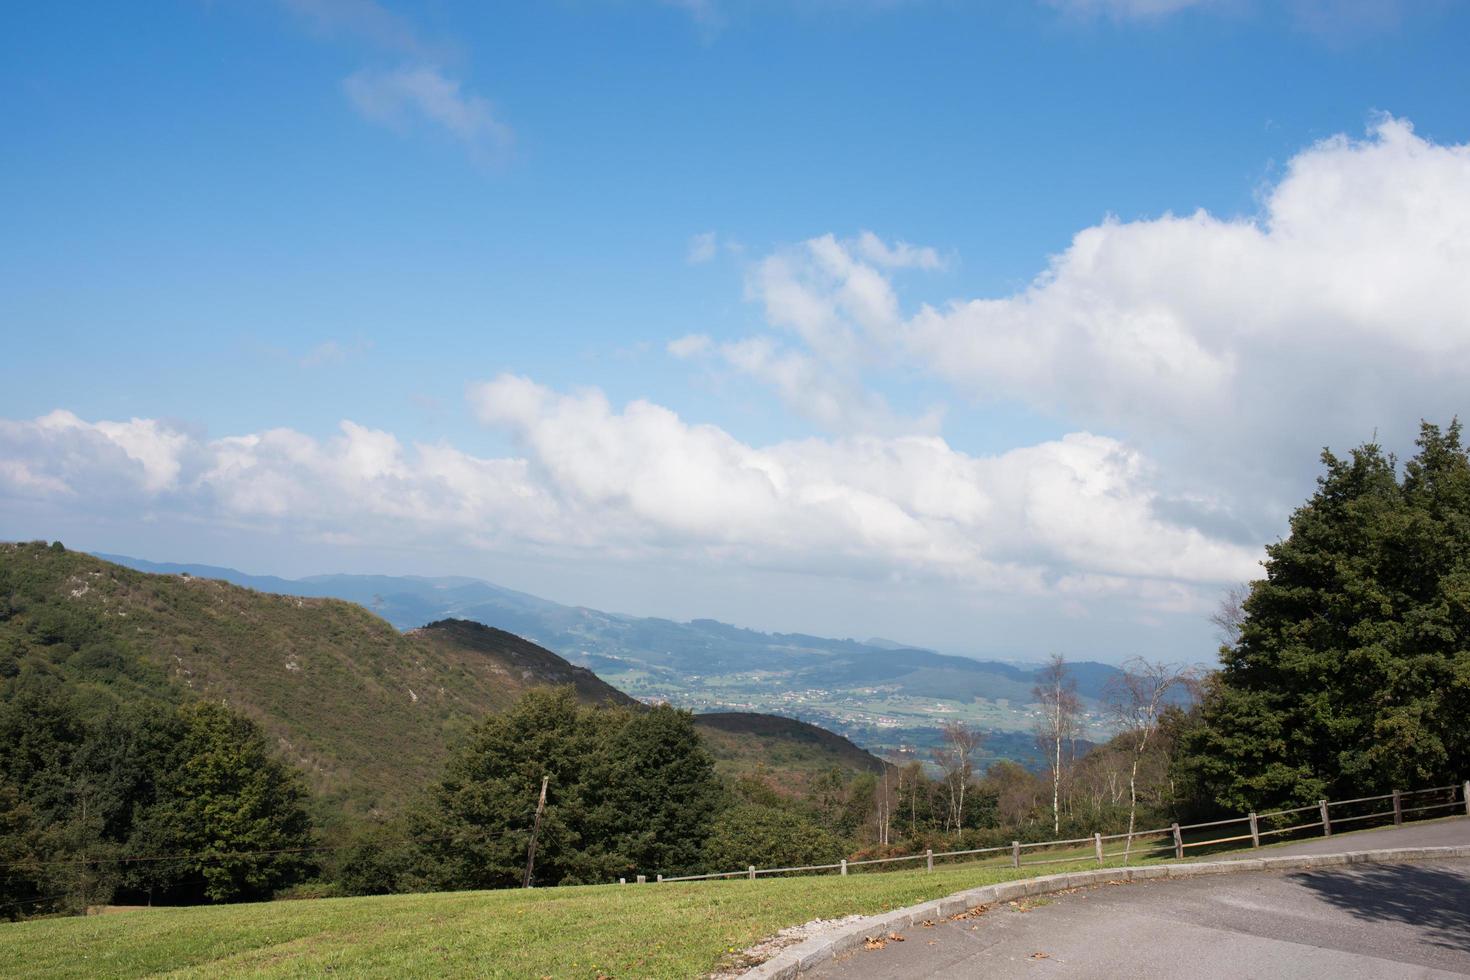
[1180,421,1470,812]
[404,689,722,889]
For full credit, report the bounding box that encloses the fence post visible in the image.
[619,878,626,885]
[1011,841,1020,868]
[636,875,646,885]
[656,874,663,883]
[1094,833,1103,865]
[925,849,933,873]
[1248,812,1260,849]
[1393,789,1403,825]
[840,859,847,877]
[1463,781,1469,817]
[1171,823,1183,860]
[747,865,756,881]
[1319,799,1332,837]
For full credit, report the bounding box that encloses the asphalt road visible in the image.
[808,819,1470,979]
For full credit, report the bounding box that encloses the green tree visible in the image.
[0,778,46,920]
[701,803,841,871]
[127,702,317,903]
[1181,421,1470,813]
[600,704,721,876]
[422,689,721,889]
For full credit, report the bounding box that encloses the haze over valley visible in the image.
[101,553,1121,764]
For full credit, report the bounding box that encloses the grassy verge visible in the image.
[4,816,1458,979]
[0,854,1157,979]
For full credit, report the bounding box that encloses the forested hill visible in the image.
[693,711,885,785]
[0,543,635,819]
[0,543,884,824]
[97,554,1130,756]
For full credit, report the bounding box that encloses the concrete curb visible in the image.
[737,844,1470,978]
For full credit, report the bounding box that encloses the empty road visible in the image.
[808,819,1470,979]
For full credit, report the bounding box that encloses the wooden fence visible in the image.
[644,780,1470,884]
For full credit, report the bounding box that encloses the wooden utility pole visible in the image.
[523,775,550,889]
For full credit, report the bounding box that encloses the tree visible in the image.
[128,702,317,903]
[930,721,982,837]
[1180,422,1470,813]
[1209,584,1250,647]
[981,760,1042,828]
[600,704,721,875]
[424,688,721,888]
[0,778,45,920]
[701,804,840,871]
[1032,654,1081,834]
[1105,658,1193,861]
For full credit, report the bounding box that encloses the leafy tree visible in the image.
[600,704,721,875]
[0,778,46,920]
[421,688,721,889]
[125,702,316,903]
[1180,422,1470,813]
[701,803,841,871]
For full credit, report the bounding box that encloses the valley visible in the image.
[100,554,1119,765]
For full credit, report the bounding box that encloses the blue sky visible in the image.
[4,0,1470,662]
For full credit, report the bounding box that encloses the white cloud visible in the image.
[853,230,946,270]
[889,117,1470,507]
[277,0,435,58]
[344,66,513,161]
[713,336,937,436]
[726,119,1470,529]
[667,333,714,358]
[0,387,1260,617]
[686,231,719,264]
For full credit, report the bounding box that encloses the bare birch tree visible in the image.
[930,721,982,837]
[1032,654,1081,834]
[1209,583,1251,647]
[873,766,894,846]
[1104,658,1195,862]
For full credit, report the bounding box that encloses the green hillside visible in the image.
[0,542,878,823]
[693,711,885,789]
[0,543,630,820]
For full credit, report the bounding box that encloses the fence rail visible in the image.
[636,778,1470,885]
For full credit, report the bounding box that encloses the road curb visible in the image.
[737,844,1470,978]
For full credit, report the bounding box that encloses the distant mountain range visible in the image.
[98,554,1127,760]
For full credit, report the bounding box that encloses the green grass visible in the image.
[0,854,1159,979]
[6,807,1454,979]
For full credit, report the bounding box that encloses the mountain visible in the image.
[693,711,885,790]
[2,543,882,826]
[97,553,1126,754]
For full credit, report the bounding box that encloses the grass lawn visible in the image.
[5,816,1455,978]
[0,853,1155,979]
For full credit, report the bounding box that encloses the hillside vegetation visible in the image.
[694,711,884,788]
[101,553,1124,757]
[0,545,880,822]
[0,545,629,818]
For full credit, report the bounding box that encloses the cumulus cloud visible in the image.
[344,66,513,161]
[891,117,1470,503]
[726,119,1470,529]
[0,386,1259,611]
